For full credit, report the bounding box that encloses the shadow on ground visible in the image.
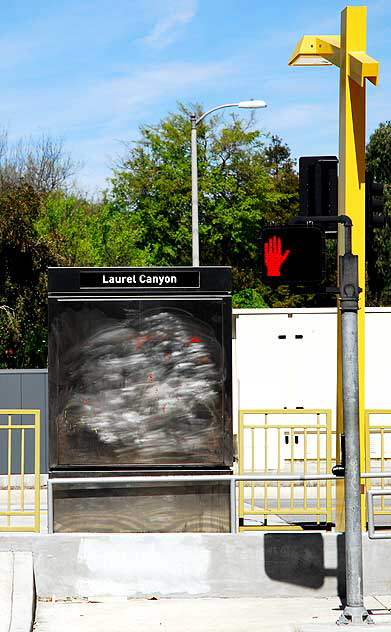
[263,532,346,604]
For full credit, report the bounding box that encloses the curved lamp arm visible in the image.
[194,103,240,127]
[193,99,267,127]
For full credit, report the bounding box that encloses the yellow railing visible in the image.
[365,410,391,522]
[0,409,40,532]
[238,409,333,531]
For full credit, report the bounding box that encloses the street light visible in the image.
[190,99,267,266]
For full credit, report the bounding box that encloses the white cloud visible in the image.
[0,57,232,192]
[27,60,230,133]
[264,102,337,132]
[141,0,197,48]
[0,56,231,133]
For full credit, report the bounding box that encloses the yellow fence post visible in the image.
[238,409,333,531]
[238,410,244,530]
[365,410,391,527]
[34,410,41,532]
[0,409,41,532]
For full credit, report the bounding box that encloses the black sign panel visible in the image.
[80,270,200,289]
[260,226,325,284]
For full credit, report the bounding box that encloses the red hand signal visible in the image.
[264,236,290,276]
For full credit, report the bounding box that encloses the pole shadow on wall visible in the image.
[263,533,346,605]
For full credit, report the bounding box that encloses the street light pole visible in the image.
[191,114,199,266]
[190,100,267,267]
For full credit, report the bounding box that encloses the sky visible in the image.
[1,0,391,196]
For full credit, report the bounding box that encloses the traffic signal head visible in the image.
[260,226,325,284]
[366,172,386,231]
[299,156,338,233]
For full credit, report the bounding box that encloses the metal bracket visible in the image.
[336,605,374,625]
[326,286,340,294]
[332,434,346,476]
[340,254,360,312]
[288,214,353,251]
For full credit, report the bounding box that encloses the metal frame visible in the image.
[0,409,40,532]
[47,473,336,534]
[365,410,391,510]
[46,471,391,535]
[238,409,333,530]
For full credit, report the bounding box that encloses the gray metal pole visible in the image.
[191,115,199,267]
[341,311,364,607]
[230,478,237,533]
[337,253,372,626]
[47,479,53,534]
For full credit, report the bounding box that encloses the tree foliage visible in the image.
[35,193,151,267]
[0,184,64,368]
[0,108,303,367]
[0,132,78,193]
[366,121,391,305]
[109,104,299,304]
[0,134,81,368]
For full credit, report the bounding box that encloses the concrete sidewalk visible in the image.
[33,595,391,632]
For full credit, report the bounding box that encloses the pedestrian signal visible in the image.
[260,226,325,284]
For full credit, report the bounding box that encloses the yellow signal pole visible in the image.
[288,6,379,531]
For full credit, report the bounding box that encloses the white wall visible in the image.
[234,309,337,427]
[234,307,391,415]
[233,307,391,467]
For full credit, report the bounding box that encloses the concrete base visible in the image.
[0,532,390,600]
[0,552,35,632]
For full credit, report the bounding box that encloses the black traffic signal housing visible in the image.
[365,172,385,234]
[299,156,338,234]
[365,172,386,282]
[260,225,325,285]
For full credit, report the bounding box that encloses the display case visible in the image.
[48,267,233,533]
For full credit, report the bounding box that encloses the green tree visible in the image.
[366,121,391,305]
[0,133,85,367]
[109,105,299,306]
[35,192,151,267]
[0,184,64,368]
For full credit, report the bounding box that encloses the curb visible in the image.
[296,624,391,631]
[0,552,13,632]
[8,552,35,632]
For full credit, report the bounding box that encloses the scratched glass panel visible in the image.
[52,481,231,533]
[49,300,226,466]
